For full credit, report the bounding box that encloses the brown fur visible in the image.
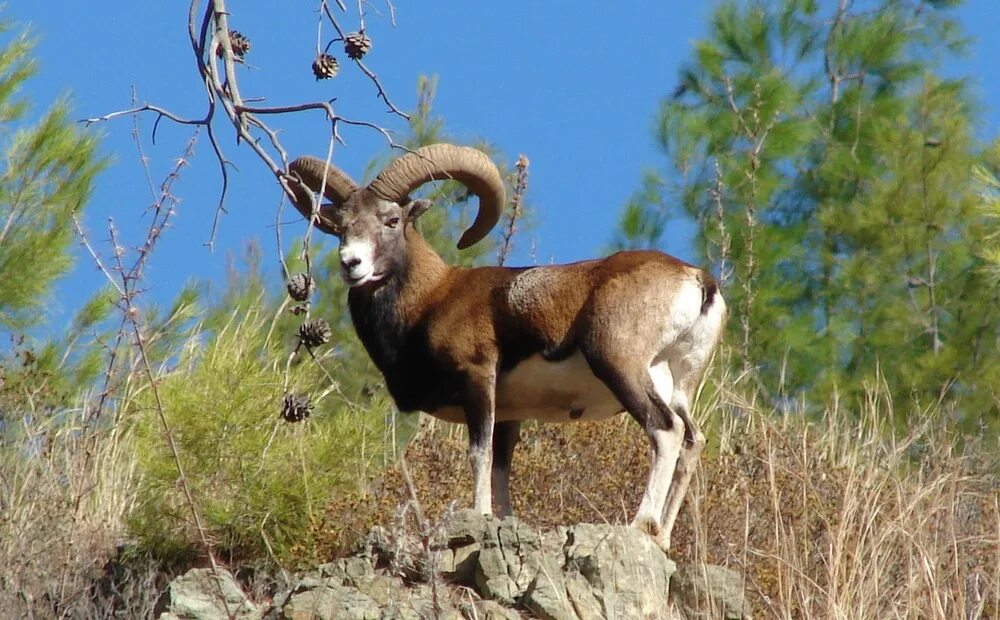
[289,147,725,546]
[394,235,705,375]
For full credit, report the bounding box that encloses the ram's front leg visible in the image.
[463,374,497,515]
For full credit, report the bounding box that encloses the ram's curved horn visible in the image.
[368,144,506,249]
[287,157,359,234]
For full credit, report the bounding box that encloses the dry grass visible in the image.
[328,373,999,619]
[683,383,999,619]
[0,409,155,618]
[2,363,996,619]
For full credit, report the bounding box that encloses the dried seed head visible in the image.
[298,318,332,348]
[281,392,313,423]
[312,54,340,80]
[219,30,251,60]
[344,32,372,60]
[286,273,313,302]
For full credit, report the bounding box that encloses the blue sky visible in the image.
[6,2,1000,329]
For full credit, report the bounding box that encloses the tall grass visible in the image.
[681,369,999,619]
[2,334,996,619]
[361,365,999,619]
[0,408,146,617]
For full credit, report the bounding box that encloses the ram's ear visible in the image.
[403,199,432,223]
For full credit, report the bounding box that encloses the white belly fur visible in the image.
[427,352,625,424]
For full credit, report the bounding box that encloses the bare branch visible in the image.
[353,58,410,119]
[322,1,349,39]
[130,91,160,201]
[91,0,411,249]
[497,154,529,266]
[385,0,397,27]
[80,104,203,131]
[72,217,124,298]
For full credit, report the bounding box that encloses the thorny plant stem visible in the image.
[60,105,177,604]
[709,160,732,285]
[497,154,529,266]
[724,78,777,375]
[398,455,443,616]
[76,134,237,617]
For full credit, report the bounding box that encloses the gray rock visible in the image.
[476,599,527,619]
[564,572,606,620]
[523,563,573,620]
[153,516,749,620]
[281,581,380,620]
[520,524,676,620]
[475,517,547,604]
[565,524,675,619]
[316,556,376,587]
[437,542,481,584]
[157,567,260,620]
[424,510,487,584]
[671,564,750,620]
[440,508,489,547]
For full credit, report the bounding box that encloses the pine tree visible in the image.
[618,0,998,429]
[0,24,104,330]
[0,22,107,429]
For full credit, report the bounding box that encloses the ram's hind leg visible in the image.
[657,365,705,551]
[587,354,684,551]
[658,325,719,548]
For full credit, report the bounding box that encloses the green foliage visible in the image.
[0,20,108,432]
[127,286,393,563]
[0,25,105,331]
[610,170,668,251]
[973,155,1000,288]
[619,0,998,430]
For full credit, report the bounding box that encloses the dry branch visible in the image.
[84,0,412,252]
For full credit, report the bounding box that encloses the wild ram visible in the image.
[286,144,726,549]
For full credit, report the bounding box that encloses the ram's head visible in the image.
[287,144,505,286]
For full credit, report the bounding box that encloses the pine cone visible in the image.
[344,32,372,60]
[286,273,313,302]
[218,30,251,60]
[312,54,340,80]
[281,392,313,422]
[298,318,332,348]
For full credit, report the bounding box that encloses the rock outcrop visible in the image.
[156,567,261,620]
[156,511,750,620]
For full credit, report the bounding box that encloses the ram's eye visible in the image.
[385,217,401,229]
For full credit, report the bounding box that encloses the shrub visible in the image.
[127,300,394,566]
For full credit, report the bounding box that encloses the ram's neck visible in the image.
[398,228,450,312]
[347,228,451,373]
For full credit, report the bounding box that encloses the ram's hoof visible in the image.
[632,515,671,553]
